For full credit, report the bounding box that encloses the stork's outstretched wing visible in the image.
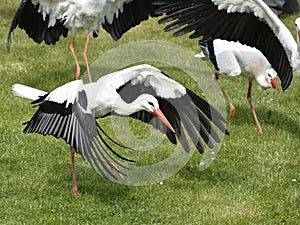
[22,80,128,180]
[155,0,295,90]
[102,0,161,41]
[110,66,229,153]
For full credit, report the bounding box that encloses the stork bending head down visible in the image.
[197,38,281,133]
[155,0,300,85]
[154,0,300,133]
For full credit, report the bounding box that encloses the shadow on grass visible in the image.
[48,162,130,200]
[175,164,248,189]
[227,105,299,139]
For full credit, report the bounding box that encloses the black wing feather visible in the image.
[7,0,68,50]
[199,38,219,70]
[23,90,128,180]
[155,0,293,90]
[102,0,161,41]
[116,81,229,154]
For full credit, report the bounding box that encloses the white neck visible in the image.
[113,94,156,116]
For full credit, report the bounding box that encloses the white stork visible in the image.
[154,0,300,132]
[155,0,300,87]
[196,38,281,133]
[7,0,159,81]
[12,64,229,194]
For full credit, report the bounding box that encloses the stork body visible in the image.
[12,64,229,194]
[156,0,300,90]
[8,0,158,81]
[198,38,280,133]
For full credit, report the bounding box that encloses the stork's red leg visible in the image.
[69,38,81,195]
[247,80,263,134]
[213,73,235,121]
[70,147,79,195]
[83,33,92,83]
[70,37,81,80]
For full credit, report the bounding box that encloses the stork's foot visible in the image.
[229,103,235,121]
[257,125,263,134]
[72,188,80,195]
[246,80,263,134]
[70,147,80,195]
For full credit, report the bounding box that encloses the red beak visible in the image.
[298,30,300,42]
[271,77,281,93]
[152,108,175,133]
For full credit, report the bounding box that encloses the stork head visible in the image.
[133,94,175,133]
[257,68,281,93]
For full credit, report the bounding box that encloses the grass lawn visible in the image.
[0,1,299,224]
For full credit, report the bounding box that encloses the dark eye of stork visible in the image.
[148,102,154,107]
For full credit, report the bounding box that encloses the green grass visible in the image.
[1,1,300,224]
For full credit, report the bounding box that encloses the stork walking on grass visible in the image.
[7,0,159,81]
[197,38,281,134]
[12,64,229,194]
[155,0,300,133]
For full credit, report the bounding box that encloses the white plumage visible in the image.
[13,64,229,194]
[156,0,300,90]
[198,38,280,133]
[29,0,128,34]
[8,0,157,81]
[211,0,300,75]
[215,40,270,76]
[12,84,48,100]
[154,0,300,133]
[201,39,280,89]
